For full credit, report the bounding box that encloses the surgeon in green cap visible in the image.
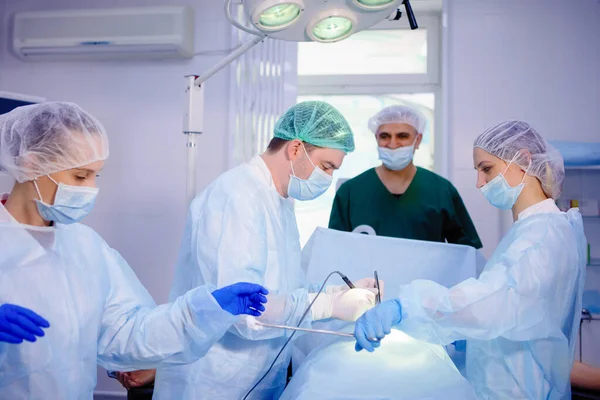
[153,101,379,400]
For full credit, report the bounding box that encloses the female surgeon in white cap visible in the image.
[0,102,269,399]
[353,120,587,399]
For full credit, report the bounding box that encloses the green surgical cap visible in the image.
[273,101,355,153]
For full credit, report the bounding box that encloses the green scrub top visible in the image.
[329,167,482,248]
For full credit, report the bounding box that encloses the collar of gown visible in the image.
[0,193,57,232]
[249,155,287,198]
[0,193,16,223]
[518,198,560,221]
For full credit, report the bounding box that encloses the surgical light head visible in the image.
[241,0,418,43]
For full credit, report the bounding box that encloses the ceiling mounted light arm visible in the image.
[194,34,266,85]
[379,0,418,28]
[402,0,418,30]
[225,0,266,36]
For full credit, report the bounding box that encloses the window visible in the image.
[298,29,428,76]
[295,16,442,247]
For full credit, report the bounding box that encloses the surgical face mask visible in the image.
[378,137,417,171]
[288,145,333,201]
[480,156,529,210]
[34,175,99,224]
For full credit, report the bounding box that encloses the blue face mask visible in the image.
[377,137,418,171]
[480,157,529,210]
[34,175,99,224]
[287,145,333,201]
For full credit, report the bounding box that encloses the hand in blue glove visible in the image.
[452,340,467,352]
[0,304,50,344]
[212,283,269,316]
[354,298,402,352]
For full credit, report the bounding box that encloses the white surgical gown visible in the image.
[154,155,313,400]
[395,200,586,399]
[0,197,238,400]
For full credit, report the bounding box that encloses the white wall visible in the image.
[1,0,599,395]
[0,0,234,395]
[445,0,600,256]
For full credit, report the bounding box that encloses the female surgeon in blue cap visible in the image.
[0,102,268,399]
[353,120,587,399]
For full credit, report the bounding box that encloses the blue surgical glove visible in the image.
[354,298,402,352]
[211,283,269,316]
[453,340,467,352]
[0,304,50,344]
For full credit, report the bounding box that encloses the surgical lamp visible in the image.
[183,0,418,205]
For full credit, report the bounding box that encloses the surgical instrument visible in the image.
[253,321,354,338]
[374,270,381,304]
[339,272,355,289]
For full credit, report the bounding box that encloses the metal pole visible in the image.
[183,75,203,206]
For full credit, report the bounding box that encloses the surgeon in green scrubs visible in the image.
[329,105,482,248]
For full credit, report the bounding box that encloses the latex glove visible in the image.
[310,289,376,322]
[356,277,384,299]
[453,340,467,352]
[0,304,50,344]
[332,288,377,321]
[116,369,156,389]
[325,277,385,298]
[211,283,269,316]
[354,298,402,352]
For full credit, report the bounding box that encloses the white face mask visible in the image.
[480,154,530,210]
[34,175,99,224]
[287,145,333,201]
[377,137,418,171]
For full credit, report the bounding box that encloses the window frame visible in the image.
[297,15,441,90]
[297,14,445,175]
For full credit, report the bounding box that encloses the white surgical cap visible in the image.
[0,102,108,182]
[474,120,565,199]
[368,105,428,134]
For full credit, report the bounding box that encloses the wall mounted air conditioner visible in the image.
[13,6,195,61]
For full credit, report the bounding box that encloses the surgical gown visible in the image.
[329,167,482,248]
[153,155,314,400]
[0,197,238,400]
[394,200,586,399]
